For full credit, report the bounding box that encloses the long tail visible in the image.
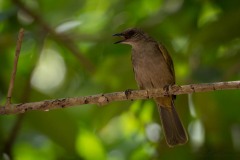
[157,98,188,147]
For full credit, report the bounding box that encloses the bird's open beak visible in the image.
[113,33,125,44]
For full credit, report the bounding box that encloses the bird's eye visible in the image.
[125,30,135,39]
[128,30,135,36]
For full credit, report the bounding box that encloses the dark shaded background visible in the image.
[1,0,240,159]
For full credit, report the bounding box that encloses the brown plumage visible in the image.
[113,28,188,147]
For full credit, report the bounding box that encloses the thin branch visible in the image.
[12,0,95,73]
[1,81,239,115]
[5,28,24,107]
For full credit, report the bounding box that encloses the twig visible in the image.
[1,81,239,115]
[5,28,24,107]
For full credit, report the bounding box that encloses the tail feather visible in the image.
[158,101,188,147]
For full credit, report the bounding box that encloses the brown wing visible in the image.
[158,43,175,84]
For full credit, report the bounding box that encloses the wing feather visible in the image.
[158,43,175,84]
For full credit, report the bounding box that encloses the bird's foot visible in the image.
[163,84,176,99]
[163,85,171,96]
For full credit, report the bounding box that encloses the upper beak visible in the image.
[113,33,125,44]
[112,33,124,37]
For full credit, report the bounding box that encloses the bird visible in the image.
[113,28,188,147]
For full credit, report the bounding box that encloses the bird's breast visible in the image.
[131,45,174,89]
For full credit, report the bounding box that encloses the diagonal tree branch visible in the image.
[12,0,95,73]
[1,81,239,115]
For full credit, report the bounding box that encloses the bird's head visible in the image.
[113,28,148,45]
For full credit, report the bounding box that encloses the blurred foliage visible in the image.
[0,0,240,159]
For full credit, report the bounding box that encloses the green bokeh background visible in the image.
[1,0,240,159]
